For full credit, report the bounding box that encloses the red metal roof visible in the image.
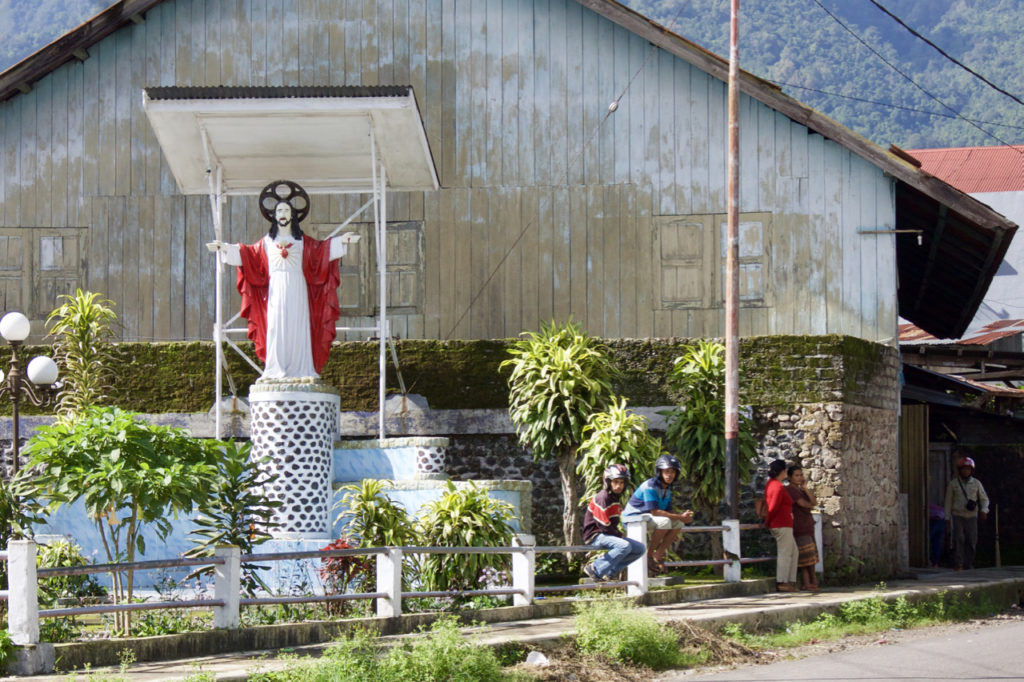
[908,146,1024,193]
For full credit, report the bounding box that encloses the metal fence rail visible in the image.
[3,514,809,651]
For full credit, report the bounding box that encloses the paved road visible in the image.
[672,620,1024,681]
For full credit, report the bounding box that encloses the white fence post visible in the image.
[376,548,403,617]
[625,517,649,596]
[511,534,535,607]
[7,539,39,645]
[213,545,240,629]
[722,519,741,583]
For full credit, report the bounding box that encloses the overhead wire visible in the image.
[775,82,1024,131]
[866,0,1024,110]
[806,0,1024,153]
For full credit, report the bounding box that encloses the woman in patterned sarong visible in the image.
[787,465,820,591]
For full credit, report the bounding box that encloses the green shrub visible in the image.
[379,616,507,681]
[334,479,416,548]
[574,599,685,670]
[248,619,513,682]
[415,482,516,593]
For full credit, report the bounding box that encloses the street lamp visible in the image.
[0,311,59,476]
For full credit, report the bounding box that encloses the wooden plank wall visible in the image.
[0,0,898,345]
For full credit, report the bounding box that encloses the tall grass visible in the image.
[722,587,999,648]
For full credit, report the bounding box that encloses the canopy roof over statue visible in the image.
[142,85,438,195]
[143,85,439,438]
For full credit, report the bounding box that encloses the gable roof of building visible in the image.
[0,0,1016,339]
[908,146,1024,194]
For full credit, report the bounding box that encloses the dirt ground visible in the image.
[510,605,1024,681]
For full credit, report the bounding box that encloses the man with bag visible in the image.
[944,453,990,571]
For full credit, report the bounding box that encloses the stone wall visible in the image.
[755,403,901,580]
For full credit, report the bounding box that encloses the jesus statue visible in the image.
[207,180,359,379]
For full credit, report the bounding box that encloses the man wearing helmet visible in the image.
[944,452,990,570]
[622,454,694,574]
[581,464,646,582]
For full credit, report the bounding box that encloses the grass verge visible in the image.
[721,586,1001,648]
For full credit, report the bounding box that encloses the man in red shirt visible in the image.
[764,459,798,592]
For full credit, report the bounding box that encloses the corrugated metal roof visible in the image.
[908,146,1024,193]
[900,319,1024,345]
[145,86,412,101]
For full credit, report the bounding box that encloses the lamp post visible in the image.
[0,312,59,476]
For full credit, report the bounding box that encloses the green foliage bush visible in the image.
[185,440,280,596]
[576,397,665,503]
[574,599,685,670]
[248,618,513,682]
[416,482,516,593]
[335,479,416,549]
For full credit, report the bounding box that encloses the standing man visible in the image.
[944,454,989,571]
[207,180,359,379]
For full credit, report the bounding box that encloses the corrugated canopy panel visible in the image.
[142,86,439,195]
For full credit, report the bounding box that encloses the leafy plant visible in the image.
[574,599,685,670]
[19,406,219,634]
[0,477,45,591]
[660,340,757,518]
[501,320,619,548]
[378,616,507,681]
[415,481,516,593]
[35,538,106,641]
[319,537,373,616]
[575,397,665,502]
[334,479,416,548]
[45,288,117,421]
[0,628,14,671]
[185,440,280,596]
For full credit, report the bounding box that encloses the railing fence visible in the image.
[1,514,815,649]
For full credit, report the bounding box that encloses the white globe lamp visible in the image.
[27,356,59,386]
[0,311,30,342]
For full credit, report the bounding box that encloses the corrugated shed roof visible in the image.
[908,146,1024,193]
[899,319,1024,345]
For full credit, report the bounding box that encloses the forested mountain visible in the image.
[3,0,1024,149]
[627,0,1024,149]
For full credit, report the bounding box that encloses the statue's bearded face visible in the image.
[275,202,293,228]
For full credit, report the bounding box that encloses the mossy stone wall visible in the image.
[0,334,896,415]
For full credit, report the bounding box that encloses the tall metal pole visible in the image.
[724,0,741,519]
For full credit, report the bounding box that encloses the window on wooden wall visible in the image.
[654,212,771,309]
[307,221,423,317]
[0,228,88,320]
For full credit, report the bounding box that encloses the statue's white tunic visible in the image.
[221,234,348,379]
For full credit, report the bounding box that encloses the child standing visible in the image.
[582,464,646,581]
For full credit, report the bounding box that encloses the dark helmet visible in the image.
[602,464,631,490]
[655,454,681,474]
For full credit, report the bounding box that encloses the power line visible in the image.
[776,81,1024,131]
[807,0,1023,152]
[866,0,1024,110]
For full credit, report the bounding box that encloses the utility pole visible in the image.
[724,0,740,519]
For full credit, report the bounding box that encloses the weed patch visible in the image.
[722,588,1000,648]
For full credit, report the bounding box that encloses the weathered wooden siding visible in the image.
[0,0,897,345]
